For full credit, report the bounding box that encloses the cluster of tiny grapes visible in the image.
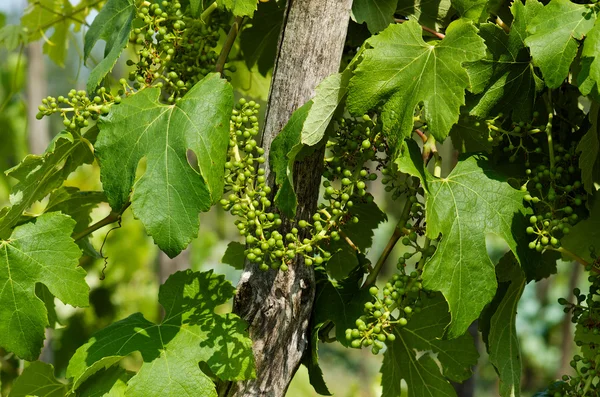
[35,87,119,132]
[127,1,231,100]
[550,253,600,396]
[485,113,587,251]
[345,270,426,354]
[346,182,438,355]
[220,103,383,271]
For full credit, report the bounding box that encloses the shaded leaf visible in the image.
[381,294,478,397]
[67,270,255,397]
[9,361,67,397]
[221,241,246,270]
[396,0,453,30]
[577,103,600,194]
[78,366,134,397]
[239,1,283,75]
[84,0,135,92]
[352,0,398,33]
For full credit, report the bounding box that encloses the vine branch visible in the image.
[394,18,445,39]
[73,201,131,242]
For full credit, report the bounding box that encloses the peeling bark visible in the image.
[221,1,352,396]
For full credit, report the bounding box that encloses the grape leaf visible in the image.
[562,192,600,263]
[577,20,600,97]
[0,213,87,360]
[381,294,478,397]
[313,269,372,347]
[239,1,283,75]
[67,269,255,396]
[45,187,106,257]
[577,103,600,194]
[0,25,26,51]
[301,322,332,396]
[352,0,398,33]
[451,0,489,22]
[422,155,527,337]
[0,130,96,239]
[95,73,233,257]
[221,241,246,269]
[217,0,257,17]
[464,0,544,121]
[396,0,453,30]
[302,69,352,146]
[77,366,134,397]
[9,361,67,397]
[524,0,598,89]
[348,19,486,144]
[481,252,525,397]
[270,101,313,218]
[83,0,135,93]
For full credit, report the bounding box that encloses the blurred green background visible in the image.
[0,2,586,396]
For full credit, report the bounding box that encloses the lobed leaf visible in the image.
[95,73,233,257]
[348,19,486,144]
[0,213,87,360]
[352,0,398,33]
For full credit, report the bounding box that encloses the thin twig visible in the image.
[395,18,445,40]
[216,16,243,75]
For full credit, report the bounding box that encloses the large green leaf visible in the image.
[77,366,134,397]
[465,0,544,121]
[381,294,478,397]
[422,155,527,337]
[0,213,87,360]
[67,270,255,396]
[352,0,398,33]
[524,0,598,88]
[96,74,233,257]
[0,130,96,239]
[9,361,68,397]
[481,252,525,397]
[83,0,135,93]
[577,103,600,194]
[348,19,486,144]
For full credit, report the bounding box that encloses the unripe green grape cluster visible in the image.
[128,1,231,100]
[484,112,587,251]
[524,143,586,251]
[485,111,547,163]
[552,255,600,396]
[345,270,426,355]
[35,87,119,132]
[220,104,383,271]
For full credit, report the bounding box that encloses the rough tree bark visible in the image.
[221,1,352,396]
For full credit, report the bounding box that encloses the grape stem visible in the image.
[394,18,445,39]
[362,194,413,288]
[549,246,595,269]
[543,90,555,170]
[216,16,243,75]
[200,2,218,23]
[73,201,131,242]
